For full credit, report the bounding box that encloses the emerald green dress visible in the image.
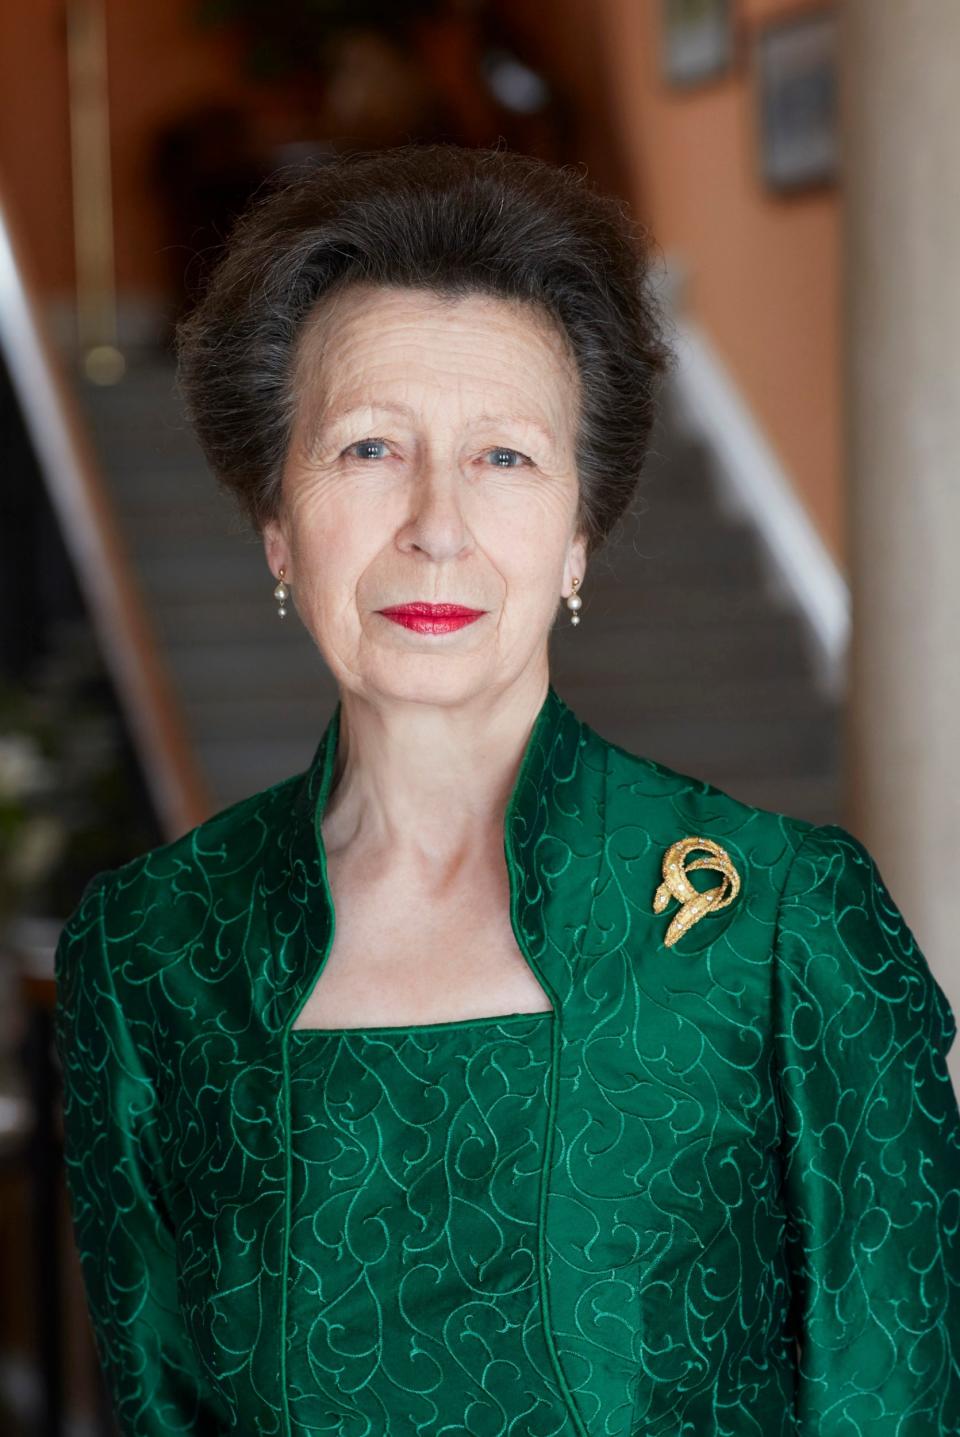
[53,684,960,1435]
[285,1009,567,1436]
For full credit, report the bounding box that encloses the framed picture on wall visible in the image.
[754,6,839,192]
[661,0,735,88]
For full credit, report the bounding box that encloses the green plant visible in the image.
[0,619,158,926]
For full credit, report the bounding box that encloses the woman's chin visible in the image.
[346,657,504,710]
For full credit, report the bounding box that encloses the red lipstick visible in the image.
[378,602,485,634]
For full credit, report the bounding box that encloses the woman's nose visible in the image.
[400,464,473,560]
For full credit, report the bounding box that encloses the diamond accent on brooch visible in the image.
[653,836,741,947]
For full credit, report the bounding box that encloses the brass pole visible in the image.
[65,0,125,384]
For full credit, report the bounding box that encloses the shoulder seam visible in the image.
[772,819,825,960]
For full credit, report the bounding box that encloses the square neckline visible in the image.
[289,1006,555,1038]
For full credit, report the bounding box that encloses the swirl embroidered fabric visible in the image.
[51,684,960,1436]
[286,1010,570,1436]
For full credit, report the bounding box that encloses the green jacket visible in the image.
[54,682,960,1436]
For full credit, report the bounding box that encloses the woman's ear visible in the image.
[565,532,588,593]
[262,517,291,583]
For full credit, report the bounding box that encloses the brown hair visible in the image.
[175,143,676,557]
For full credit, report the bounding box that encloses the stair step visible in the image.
[596,711,840,780]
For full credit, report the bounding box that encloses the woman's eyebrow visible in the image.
[322,400,415,424]
[301,399,410,452]
[303,400,558,457]
[471,411,556,446]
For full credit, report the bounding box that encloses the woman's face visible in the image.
[262,283,588,710]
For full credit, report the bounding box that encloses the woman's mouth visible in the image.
[378,602,486,634]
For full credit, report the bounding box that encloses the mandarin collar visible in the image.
[274,681,598,1031]
[285,681,572,886]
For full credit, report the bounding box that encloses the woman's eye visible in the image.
[485,447,531,468]
[342,440,531,467]
[345,438,389,461]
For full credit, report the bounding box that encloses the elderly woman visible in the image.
[55,145,960,1437]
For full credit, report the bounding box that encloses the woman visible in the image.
[55,145,960,1437]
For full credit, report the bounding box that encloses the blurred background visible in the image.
[0,0,956,1431]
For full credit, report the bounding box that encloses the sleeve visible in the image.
[54,872,227,1437]
[772,821,960,1434]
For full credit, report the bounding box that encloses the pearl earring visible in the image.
[274,567,289,618]
[566,576,582,627]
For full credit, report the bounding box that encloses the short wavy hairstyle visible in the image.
[175,142,676,558]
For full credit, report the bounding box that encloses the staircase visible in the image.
[71,347,842,827]
[550,385,843,823]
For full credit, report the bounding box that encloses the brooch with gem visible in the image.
[653,836,741,946]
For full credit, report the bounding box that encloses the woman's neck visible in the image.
[320,671,550,869]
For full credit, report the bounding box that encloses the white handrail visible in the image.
[0,188,211,839]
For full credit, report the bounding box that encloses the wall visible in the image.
[597,0,842,566]
[0,0,261,299]
[0,1,75,294]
